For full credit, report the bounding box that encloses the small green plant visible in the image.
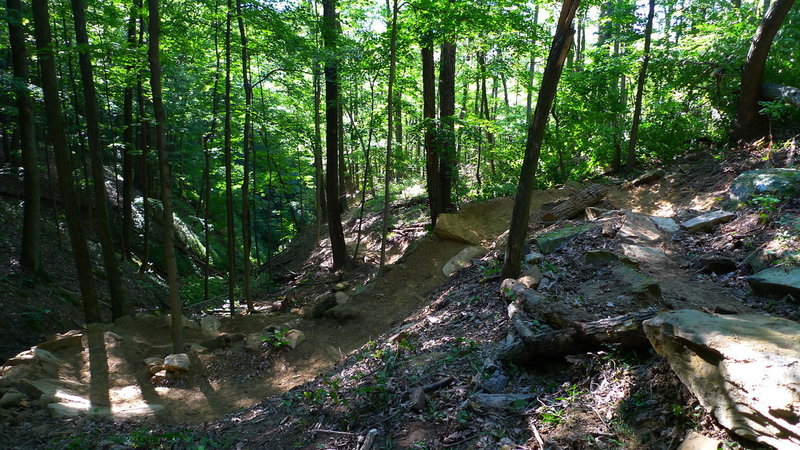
[262,329,290,348]
[750,195,782,223]
[478,260,502,278]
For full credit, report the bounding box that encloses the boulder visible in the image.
[285,330,305,349]
[48,402,90,419]
[163,353,190,372]
[433,213,481,245]
[730,168,800,202]
[523,250,544,264]
[199,316,221,335]
[678,431,721,450]
[747,267,800,300]
[534,225,594,254]
[682,210,736,232]
[644,310,800,449]
[617,212,666,245]
[36,330,83,352]
[631,168,665,187]
[0,390,25,408]
[442,246,487,277]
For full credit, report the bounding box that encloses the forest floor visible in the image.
[1,142,798,449]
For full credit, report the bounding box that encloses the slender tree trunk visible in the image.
[236,0,254,312]
[223,0,237,314]
[121,0,141,261]
[148,0,183,352]
[8,0,42,276]
[438,39,456,213]
[625,0,655,173]
[32,0,101,323]
[421,40,440,225]
[322,0,347,269]
[203,4,221,303]
[502,0,579,279]
[313,64,326,242]
[71,0,126,320]
[379,0,399,270]
[731,0,796,142]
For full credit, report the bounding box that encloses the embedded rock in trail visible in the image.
[534,224,594,254]
[285,330,305,349]
[163,353,190,372]
[442,245,487,277]
[518,266,543,288]
[612,266,661,300]
[584,250,638,267]
[630,168,665,187]
[698,254,737,274]
[433,213,482,245]
[678,431,721,450]
[36,330,83,352]
[617,212,667,245]
[0,390,25,408]
[747,267,800,300]
[650,216,680,233]
[643,310,800,449]
[200,316,221,335]
[621,244,670,265]
[682,210,736,232]
[730,168,800,202]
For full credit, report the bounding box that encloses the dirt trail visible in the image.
[6,181,728,425]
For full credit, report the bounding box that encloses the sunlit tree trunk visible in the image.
[438,40,456,213]
[625,0,655,173]
[379,0,399,270]
[224,0,237,314]
[121,0,141,262]
[237,0,254,312]
[421,38,440,225]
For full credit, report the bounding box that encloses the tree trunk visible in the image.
[624,0,655,173]
[8,0,42,276]
[322,0,348,269]
[32,0,101,323]
[148,0,184,352]
[237,0,254,312]
[71,0,126,320]
[502,0,579,279]
[731,0,797,142]
[224,0,237,314]
[421,40,439,226]
[379,0,399,270]
[313,64,327,242]
[203,4,222,303]
[438,40,456,213]
[121,0,141,261]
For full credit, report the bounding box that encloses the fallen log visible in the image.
[500,308,658,364]
[541,183,608,222]
[762,83,800,108]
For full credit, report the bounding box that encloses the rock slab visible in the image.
[442,246,486,277]
[644,310,800,449]
[730,168,800,202]
[534,225,593,254]
[682,211,736,232]
[748,267,800,300]
[433,213,482,245]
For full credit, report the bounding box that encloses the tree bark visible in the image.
[731,0,796,142]
[237,0,254,312]
[32,0,101,323]
[148,0,184,352]
[624,0,655,173]
[224,0,237,314]
[322,0,347,269]
[438,40,456,213]
[421,39,440,226]
[502,0,579,279]
[379,0,399,270]
[71,0,126,320]
[8,0,42,276]
[121,0,141,261]
[541,183,607,222]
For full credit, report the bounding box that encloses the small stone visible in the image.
[163,353,190,372]
[534,225,594,254]
[678,431,721,450]
[442,246,487,277]
[186,343,207,354]
[285,330,305,349]
[149,370,170,386]
[244,333,264,351]
[517,266,542,289]
[334,291,349,304]
[682,210,736,232]
[143,357,164,376]
[200,316,221,335]
[48,402,90,418]
[523,251,544,264]
[0,391,25,408]
[650,216,680,233]
[409,388,427,411]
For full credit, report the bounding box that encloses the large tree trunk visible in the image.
[148,0,184,352]
[322,0,348,269]
[624,0,655,173]
[438,40,456,213]
[731,0,796,142]
[313,64,327,242]
[71,0,126,320]
[421,40,440,226]
[237,0,254,312]
[32,0,101,323]
[8,0,42,276]
[223,0,237,315]
[502,0,579,279]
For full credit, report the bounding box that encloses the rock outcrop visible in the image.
[433,214,482,245]
[682,210,736,232]
[747,267,800,300]
[644,310,800,449]
[730,168,800,202]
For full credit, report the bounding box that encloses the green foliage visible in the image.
[261,328,291,349]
